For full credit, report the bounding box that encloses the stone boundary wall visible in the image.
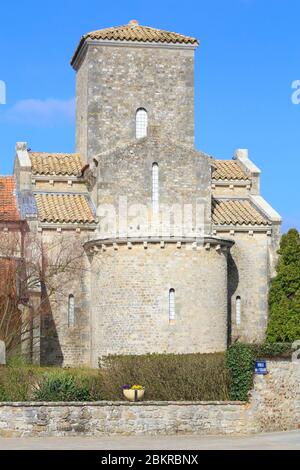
[0,401,249,437]
[0,361,299,437]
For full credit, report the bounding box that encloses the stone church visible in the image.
[0,21,281,367]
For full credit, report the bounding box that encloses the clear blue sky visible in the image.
[0,0,299,232]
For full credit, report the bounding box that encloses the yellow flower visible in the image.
[131,385,144,390]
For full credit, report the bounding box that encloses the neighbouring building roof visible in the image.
[71,20,199,66]
[212,199,269,226]
[0,176,20,221]
[34,193,96,224]
[30,153,84,177]
[212,160,249,181]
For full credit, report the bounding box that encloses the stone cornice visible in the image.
[72,39,197,70]
[84,236,234,251]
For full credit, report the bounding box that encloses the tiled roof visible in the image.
[212,199,269,226]
[82,21,198,44]
[0,177,20,221]
[34,193,96,224]
[30,153,83,177]
[212,160,249,181]
[72,21,198,65]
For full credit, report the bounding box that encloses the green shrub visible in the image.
[0,365,35,401]
[0,383,8,401]
[0,366,104,402]
[267,229,300,342]
[99,352,230,401]
[255,342,293,358]
[33,372,92,402]
[226,343,255,401]
[0,346,294,403]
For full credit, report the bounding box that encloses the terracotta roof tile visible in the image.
[30,153,83,177]
[212,160,249,181]
[72,21,198,65]
[0,177,20,221]
[83,22,198,44]
[212,199,269,226]
[34,193,96,224]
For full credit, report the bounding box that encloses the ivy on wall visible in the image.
[226,342,293,401]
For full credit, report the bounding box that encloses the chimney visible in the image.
[233,149,249,160]
[14,142,32,191]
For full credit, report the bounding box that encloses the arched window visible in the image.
[236,296,241,326]
[68,294,75,328]
[169,289,176,322]
[136,108,148,139]
[152,163,159,213]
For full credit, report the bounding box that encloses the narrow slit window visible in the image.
[136,108,148,139]
[236,296,241,326]
[68,294,75,328]
[169,289,175,322]
[152,163,159,213]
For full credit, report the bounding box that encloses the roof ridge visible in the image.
[85,22,197,36]
[33,191,90,195]
[29,152,80,155]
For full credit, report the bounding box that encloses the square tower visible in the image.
[71,20,199,163]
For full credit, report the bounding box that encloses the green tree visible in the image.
[267,229,300,342]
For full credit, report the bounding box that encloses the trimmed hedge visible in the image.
[100,353,230,401]
[0,345,293,402]
[0,353,230,402]
[255,342,293,358]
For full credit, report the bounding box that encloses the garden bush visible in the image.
[0,363,103,402]
[0,345,293,403]
[99,352,230,401]
[33,372,92,402]
[0,363,35,401]
[255,342,293,358]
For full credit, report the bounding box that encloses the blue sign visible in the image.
[255,360,268,375]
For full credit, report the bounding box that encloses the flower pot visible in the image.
[123,389,145,402]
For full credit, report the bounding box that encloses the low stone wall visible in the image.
[0,401,248,438]
[0,360,299,437]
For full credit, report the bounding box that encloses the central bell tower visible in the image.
[71,20,199,163]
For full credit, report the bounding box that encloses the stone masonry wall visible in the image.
[39,231,92,367]
[250,360,300,433]
[90,242,228,366]
[225,232,270,344]
[76,44,196,162]
[0,361,299,437]
[96,136,212,237]
[0,402,247,437]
